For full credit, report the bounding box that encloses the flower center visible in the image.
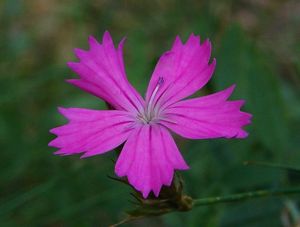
[137,77,164,124]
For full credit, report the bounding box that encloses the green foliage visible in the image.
[214,25,289,159]
[0,0,299,226]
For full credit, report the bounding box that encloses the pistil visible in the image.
[145,77,164,122]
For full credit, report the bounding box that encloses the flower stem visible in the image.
[193,187,300,207]
[244,160,300,172]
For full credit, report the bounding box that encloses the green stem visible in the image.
[193,187,300,207]
[244,160,300,172]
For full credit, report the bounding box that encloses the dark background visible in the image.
[1,0,300,226]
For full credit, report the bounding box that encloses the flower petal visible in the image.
[161,85,252,139]
[146,34,215,108]
[115,125,189,198]
[49,107,135,157]
[68,31,144,113]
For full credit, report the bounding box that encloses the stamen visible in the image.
[146,77,164,120]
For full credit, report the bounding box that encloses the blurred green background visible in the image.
[1,0,300,226]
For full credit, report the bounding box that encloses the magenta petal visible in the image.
[67,32,144,113]
[66,79,124,111]
[117,37,127,79]
[49,108,134,157]
[162,85,252,139]
[115,125,188,198]
[146,34,215,107]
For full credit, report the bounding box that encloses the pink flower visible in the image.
[49,31,251,198]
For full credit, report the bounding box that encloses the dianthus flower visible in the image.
[49,31,251,198]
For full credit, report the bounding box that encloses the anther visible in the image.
[157,77,164,85]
